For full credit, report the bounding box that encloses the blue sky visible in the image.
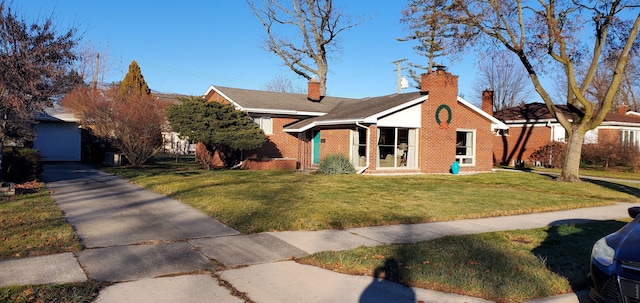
[20,1,483,102]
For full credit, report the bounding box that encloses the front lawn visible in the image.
[103,158,640,233]
[298,219,629,303]
[0,184,99,303]
[0,183,82,259]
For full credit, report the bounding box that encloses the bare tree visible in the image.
[246,0,361,96]
[75,41,120,90]
[405,0,640,182]
[472,50,534,112]
[63,86,167,167]
[0,1,79,181]
[63,61,165,167]
[264,74,302,93]
[588,51,640,111]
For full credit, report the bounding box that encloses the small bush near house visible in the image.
[529,142,566,168]
[317,153,355,175]
[2,148,43,183]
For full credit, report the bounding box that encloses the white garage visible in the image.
[34,106,81,162]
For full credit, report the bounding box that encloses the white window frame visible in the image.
[622,129,640,149]
[376,127,417,168]
[455,129,476,166]
[252,116,273,135]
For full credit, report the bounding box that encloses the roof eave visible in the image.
[243,108,327,116]
[364,95,428,121]
[457,96,509,130]
[204,85,244,110]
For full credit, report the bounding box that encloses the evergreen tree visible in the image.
[119,60,150,96]
[166,97,267,168]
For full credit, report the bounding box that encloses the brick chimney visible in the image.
[308,78,321,102]
[482,89,494,115]
[618,104,629,115]
[420,69,459,174]
[420,69,458,98]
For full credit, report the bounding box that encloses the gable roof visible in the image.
[494,103,571,122]
[284,93,508,132]
[206,85,507,132]
[284,92,428,132]
[36,104,78,123]
[205,86,354,116]
[495,103,640,125]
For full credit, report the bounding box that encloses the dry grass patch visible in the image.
[0,183,82,259]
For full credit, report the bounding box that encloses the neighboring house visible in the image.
[34,105,81,162]
[162,131,195,155]
[204,70,508,174]
[486,93,640,166]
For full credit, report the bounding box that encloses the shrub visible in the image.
[529,141,566,168]
[3,148,43,183]
[195,142,215,170]
[317,153,355,175]
[582,133,640,171]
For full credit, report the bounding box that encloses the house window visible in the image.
[252,116,273,135]
[377,127,416,168]
[351,128,367,167]
[622,130,640,149]
[456,129,475,165]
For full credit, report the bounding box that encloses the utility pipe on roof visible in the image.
[355,122,370,174]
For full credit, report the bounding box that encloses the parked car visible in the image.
[589,206,640,303]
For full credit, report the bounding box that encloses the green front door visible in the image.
[312,130,321,164]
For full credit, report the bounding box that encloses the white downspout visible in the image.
[355,122,370,174]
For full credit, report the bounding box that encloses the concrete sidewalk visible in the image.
[1,163,633,302]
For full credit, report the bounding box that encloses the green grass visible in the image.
[0,185,82,259]
[0,184,101,303]
[298,220,629,303]
[0,281,104,303]
[103,157,640,233]
[1,157,637,302]
[524,166,640,181]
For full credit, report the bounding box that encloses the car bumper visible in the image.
[589,261,640,303]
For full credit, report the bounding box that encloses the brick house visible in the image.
[486,92,640,166]
[204,70,507,174]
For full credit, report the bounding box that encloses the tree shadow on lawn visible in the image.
[583,178,640,199]
[352,219,628,302]
[532,219,627,290]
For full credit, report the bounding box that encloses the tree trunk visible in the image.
[0,121,5,183]
[559,130,585,182]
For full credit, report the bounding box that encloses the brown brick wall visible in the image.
[418,71,494,173]
[241,157,297,170]
[493,124,551,165]
[420,72,458,173]
[253,117,300,159]
[318,129,351,159]
[368,125,378,171]
[205,90,231,104]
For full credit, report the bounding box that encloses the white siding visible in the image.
[377,104,421,128]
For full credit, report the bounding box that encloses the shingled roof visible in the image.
[494,102,640,124]
[283,92,426,131]
[207,86,355,114]
[210,83,506,132]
